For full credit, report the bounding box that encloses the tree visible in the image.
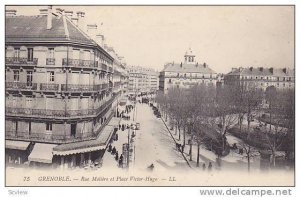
[264,88,292,167]
[215,85,239,153]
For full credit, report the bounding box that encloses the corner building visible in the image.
[5,8,120,168]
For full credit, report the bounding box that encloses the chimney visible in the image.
[269,67,274,74]
[250,67,253,71]
[87,24,97,39]
[71,17,79,26]
[180,62,183,68]
[6,9,17,17]
[65,11,73,18]
[283,68,287,74]
[196,62,198,67]
[231,67,237,72]
[47,6,53,30]
[259,67,263,72]
[76,11,85,31]
[203,62,207,68]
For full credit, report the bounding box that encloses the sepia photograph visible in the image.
[4,5,295,187]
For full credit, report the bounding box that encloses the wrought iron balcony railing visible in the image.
[61,84,94,92]
[5,131,96,143]
[6,82,37,90]
[6,57,38,66]
[40,83,59,91]
[62,58,96,68]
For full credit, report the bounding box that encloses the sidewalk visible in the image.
[101,107,136,170]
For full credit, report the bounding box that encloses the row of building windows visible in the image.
[6,47,113,65]
[240,76,294,81]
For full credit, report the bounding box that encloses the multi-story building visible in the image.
[159,48,218,92]
[128,66,158,95]
[224,67,295,90]
[5,7,122,168]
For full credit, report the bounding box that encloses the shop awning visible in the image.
[53,125,114,156]
[28,143,57,164]
[5,140,30,150]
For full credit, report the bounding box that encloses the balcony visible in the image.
[46,58,55,65]
[6,82,37,91]
[5,131,96,144]
[40,83,59,91]
[62,58,96,68]
[6,57,38,66]
[61,84,94,92]
[66,109,94,117]
[6,107,65,117]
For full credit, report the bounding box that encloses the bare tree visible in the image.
[215,85,239,153]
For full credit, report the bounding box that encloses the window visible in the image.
[46,123,52,131]
[26,71,33,86]
[13,70,19,82]
[27,48,33,61]
[14,48,20,60]
[48,71,55,82]
[48,48,54,58]
[277,77,280,81]
[169,79,172,83]
[28,121,31,135]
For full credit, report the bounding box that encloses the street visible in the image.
[101,102,189,172]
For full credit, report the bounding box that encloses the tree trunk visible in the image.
[196,144,200,167]
[247,153,250,172]
[178,127,181,141]
[183,127,186,148]
[272,152,276,167]
[189,140,193,161]
[239,115,243,132]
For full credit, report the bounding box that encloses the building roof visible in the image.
[162,62,216,74]
[6,14,95,46]
[226,67,294,77]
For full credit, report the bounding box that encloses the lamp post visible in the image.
[127,127,130,169]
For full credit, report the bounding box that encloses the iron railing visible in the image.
[6,82,37,90]
[6,57,38,65]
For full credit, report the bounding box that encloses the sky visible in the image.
[6,6,294,73]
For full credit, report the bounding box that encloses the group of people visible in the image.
[108,144,124,168]
[202,162,213,171]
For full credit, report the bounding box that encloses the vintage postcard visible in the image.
[5,5,295,187]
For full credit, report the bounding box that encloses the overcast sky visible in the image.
[6,6,294,73]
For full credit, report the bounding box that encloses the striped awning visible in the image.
[5,140,30,150]
[28,143,57,163]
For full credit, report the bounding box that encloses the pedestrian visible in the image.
[119,124,121,130]
[115,133,118,141]
[108,144,112,152]
[122,124,125,131]
[115,151,119,161]
[119,154,124,167]
[181,145,185,153]
[208,162,212,171]
[202,163,206,170]
[112,146,116,155]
